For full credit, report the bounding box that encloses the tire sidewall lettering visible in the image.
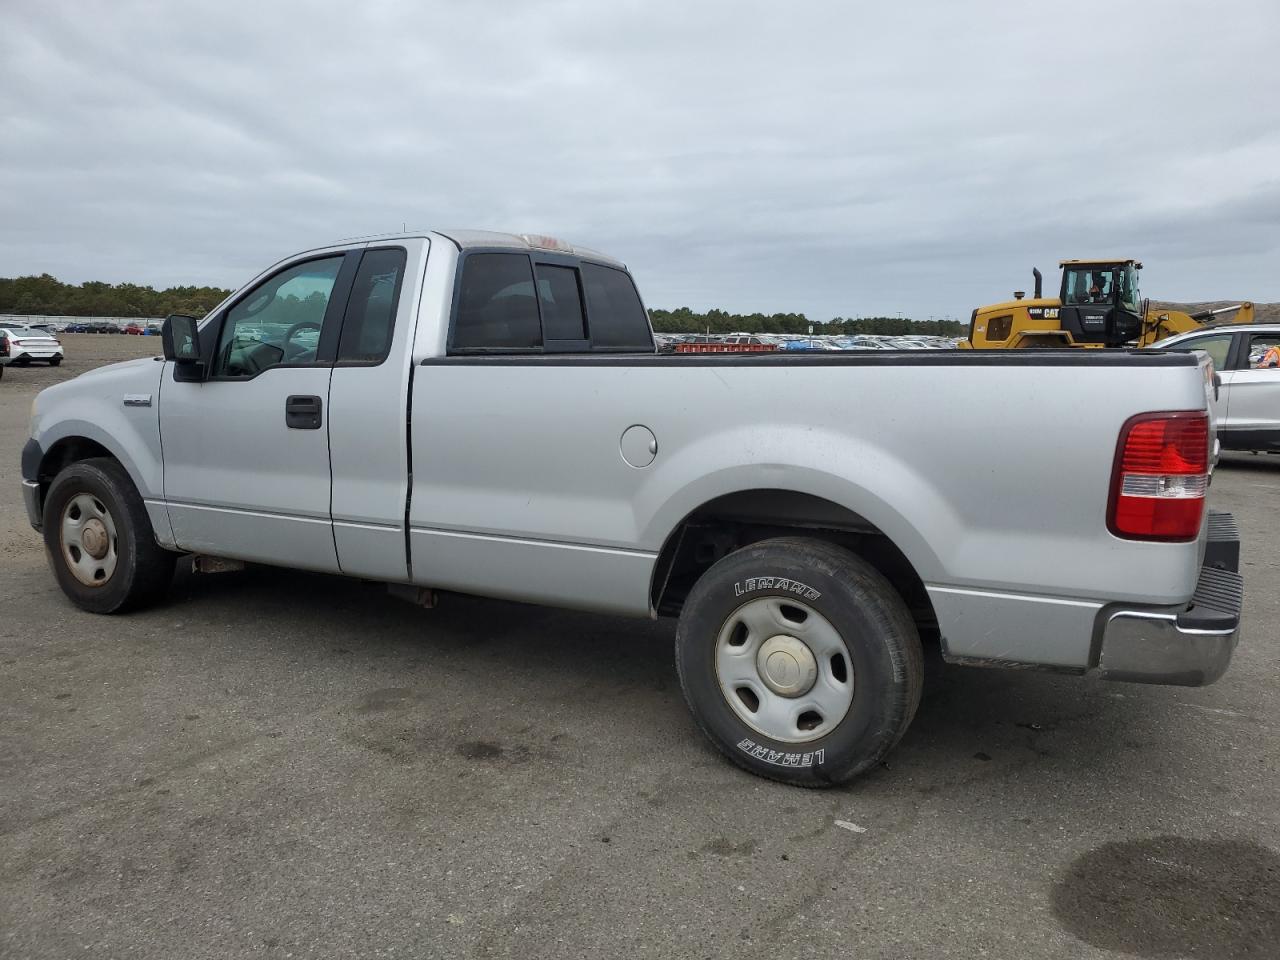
[733,576,821,602]
[736,738,825,768]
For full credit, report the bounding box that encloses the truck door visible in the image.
[158,251,358,571]
[326,242,421,581]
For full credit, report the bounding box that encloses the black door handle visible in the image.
[285,394,323,430]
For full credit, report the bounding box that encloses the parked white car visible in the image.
[1154,323,1280,453]
[0,326,65,367]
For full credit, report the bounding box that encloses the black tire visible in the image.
[49,356,62,366]
[42,458,176,614]
[675,537,923,787]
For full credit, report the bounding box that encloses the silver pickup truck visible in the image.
[20,230,1244,786]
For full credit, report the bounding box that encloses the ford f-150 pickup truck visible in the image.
[20,230,1244,786]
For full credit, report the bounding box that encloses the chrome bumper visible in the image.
[22,480,42,532]
[1098,512,1243,687]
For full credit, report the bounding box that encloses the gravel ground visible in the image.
[2,337,1278,959]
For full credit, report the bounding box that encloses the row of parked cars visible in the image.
[655,332,960,352]
[59,321,162,335]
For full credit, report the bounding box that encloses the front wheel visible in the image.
[42,458,176,614]
[675,537,923,787]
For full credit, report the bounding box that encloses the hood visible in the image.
[981,297,1062,313]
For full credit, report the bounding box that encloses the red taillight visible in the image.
[1109,412,1209,541]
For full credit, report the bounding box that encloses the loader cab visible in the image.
[1058,259,1144,346]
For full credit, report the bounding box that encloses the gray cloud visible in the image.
[2,0,1277,319]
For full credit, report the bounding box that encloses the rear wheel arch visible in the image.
[649,488,938,639]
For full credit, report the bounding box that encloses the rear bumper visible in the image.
[1098,512,1243,686]
[11,350,62,361]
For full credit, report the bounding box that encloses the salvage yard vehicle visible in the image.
[0,325,63,366]
[20,230,1244,787]
[966,258,1255,350]
[1155,323,1280,453]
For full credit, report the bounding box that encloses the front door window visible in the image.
[214,257,344,377]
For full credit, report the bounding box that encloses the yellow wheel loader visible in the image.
[964,258,1254,349]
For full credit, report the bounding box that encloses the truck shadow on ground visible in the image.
[164,562,1192,787]
[156,564,1280,953]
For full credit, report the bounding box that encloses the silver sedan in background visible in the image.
[1155,322,1280,452]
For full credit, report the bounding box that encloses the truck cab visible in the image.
[1056,258,1145,346]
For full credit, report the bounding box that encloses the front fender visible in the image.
[30,357,166,505]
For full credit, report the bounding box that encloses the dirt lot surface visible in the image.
[2,337,1278,959]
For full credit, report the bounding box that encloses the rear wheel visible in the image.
[42,458,176,614]
[675,537,923,787]
[49,356,62,366]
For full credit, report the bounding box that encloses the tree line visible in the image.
[0,273,232,319]
[0,273,967,336]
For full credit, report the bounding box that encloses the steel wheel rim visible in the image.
[60,492,119,587]
[714,596,855,743]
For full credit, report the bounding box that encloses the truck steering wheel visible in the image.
[282,321,322,362]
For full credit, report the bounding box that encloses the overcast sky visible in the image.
[2,0,1278,320]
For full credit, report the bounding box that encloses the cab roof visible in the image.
[436,229,625,268]
[327,229,627,269]
[1059,258,1142,268]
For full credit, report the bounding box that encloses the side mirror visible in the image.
[162,314,200,362]
[162,314,206,381]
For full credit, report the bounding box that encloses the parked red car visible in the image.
[123,323,144,335]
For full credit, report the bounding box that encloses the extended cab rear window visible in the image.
[452,253,542,351]
[581,263,653,350]
[450,252,653,353]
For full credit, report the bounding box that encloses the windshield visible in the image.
[1063,266,1118,306]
